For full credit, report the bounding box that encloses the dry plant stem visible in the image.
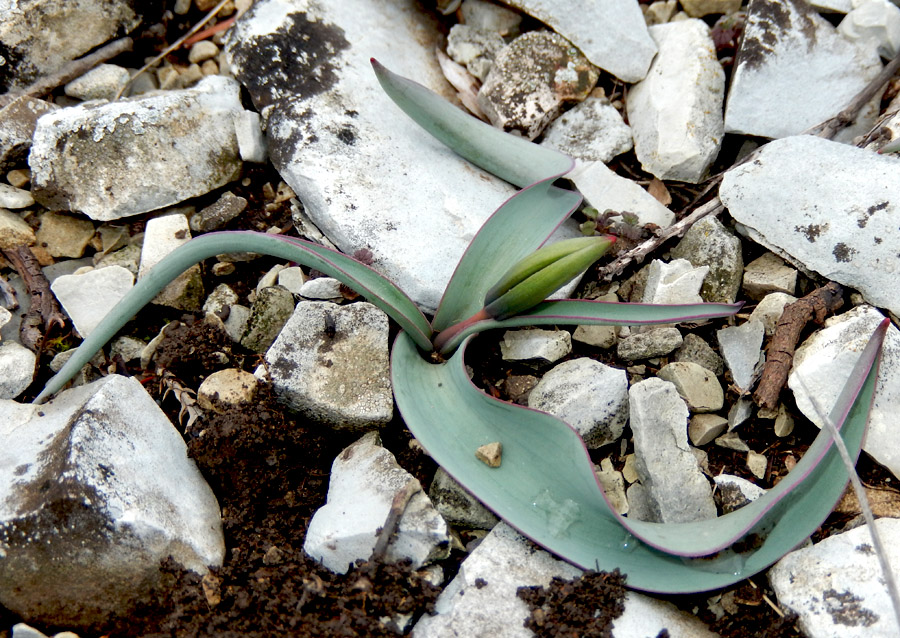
[0,37,134,103]
[795,378,900,635]
[371,480,422,562]
[114,0,231,100]
[753,282,843,411]
[596,197,724,281]
[1,245,66,352]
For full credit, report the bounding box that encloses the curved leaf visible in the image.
[436,299,743,354]
[372,59,582,333]
[392,320,886,593]
[35,231,432,403]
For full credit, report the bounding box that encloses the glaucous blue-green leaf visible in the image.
[35,231,432,403]
[391,320,886,593]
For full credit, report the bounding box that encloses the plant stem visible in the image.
[432,308,491,353]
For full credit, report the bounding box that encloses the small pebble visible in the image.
[212,261,236,276]
[747,451,768,479]
[6,169,31,188]
[0,183,34,209]
[715,431,750,452]
[475,442,502,467]
[189,40,220,64]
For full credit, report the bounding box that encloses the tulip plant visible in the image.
[35,62,886,595]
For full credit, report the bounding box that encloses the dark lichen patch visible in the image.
[823,589,879,627]
[335,124,357,146]
[228,9,350,111]
[833,242,857,263]
[795,223,826,242]
[737,0,818,71]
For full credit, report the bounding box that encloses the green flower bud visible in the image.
[483,235,615,320]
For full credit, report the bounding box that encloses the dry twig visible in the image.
[753,282,844,411]
[1,245,67,352]
[371,480,422,563]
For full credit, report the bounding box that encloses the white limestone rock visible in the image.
[670,215,743,303]
[0,96,58,172]
[0,209,36,250]
[446,24,506,81]
[0,306,10,335]
[838,0,900,59]
[724,0,882,140]
[233,110,268,163]
[63,64,131,101]
[477,31,599,140]
[0,0,140,91]
[459,0,523,36]
[203,283,239,316]
[748,292,797,336]
[35,211,95,258]
[714,474,766,513]
[528,357,629,448]
[499,329,571,364]
[769,518,900,638]
[617,326,683,360]
[266,301,393,428]
[50,266,135,338]
[613,591,721,638]
[789,305,900,478]
[657,361,724,413]
[721,135,900,315]
[689,413,729,446]
[305,432,449,574]
[500,0,657,82]
[0,342,35,399]
[566,161,674,229]
[0,375,224,627]
[138,212,204,311]
[240,285,298,353]
[642,258,709,305]
[299,276,343,300]
[0,183,34,209]
[626,19,725,183]
[539,97,633,163]
[30,76,246,221]
[225,0,517,314]
[628,377,717,523]
[742,253,798,301]
[717,319,765,394]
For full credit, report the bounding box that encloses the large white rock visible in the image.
[527,357,629,448]
[304,432,449,574]
[0,375,223,627]
[225,0,515,313]
[720,135,900,316]
[838,0,900,60]
[500,0,657,82]
[769,518,900,638]
[628,377,717,523]
[413,522,718,638]
[724,0,882,140]
[265,301,393,428]
[626,19,725,183]
[0,341,35,399]
[789,305,900,479]
[30,76,245,221]
[49,266,135,338]
[566,161,674,228]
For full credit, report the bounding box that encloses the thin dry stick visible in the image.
[795,377,900,634]
[371,480,421,562]
[1,37,133,102]
[114,0,231,100]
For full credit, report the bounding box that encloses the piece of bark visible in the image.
[753,282,844,411]
[1,245,66,351]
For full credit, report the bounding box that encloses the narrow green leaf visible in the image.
[35,231,432,403]
[372,59,582,333]
[392,320,885,593]
[436,299,743,354]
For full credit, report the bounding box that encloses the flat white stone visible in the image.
[459,0,523,36]
[838,0,900,59]
[628,377,717,523]
[748,292,797,336]
[0,342,35,399]
[0,375,223,627]
[717,319,765,393]
[528,358,629,448]
[789,305,900,479]
[618,326,683,360]
[720,135,900,316]
[0,209,36,250]
[657,361,724,413]
[499,328,571,363]
[138,211,204,311]
[500,0,657,82]
[0,183,34,209]
[567,161,674,228]
[50,266,134,338]
[670,215,743,303]
[299,276,343,300]
[613,591,721,637]
[724,0,882,139]
[233,110,267,163]
[769,518,900,638]
[626,19,725,183]
[642,258,709,305]
[266,301,393,428]
[539,97,633,163]
[63,63,131,101]
[304,431,449,574]
[225,0,516,314]
[30,76,245,221]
